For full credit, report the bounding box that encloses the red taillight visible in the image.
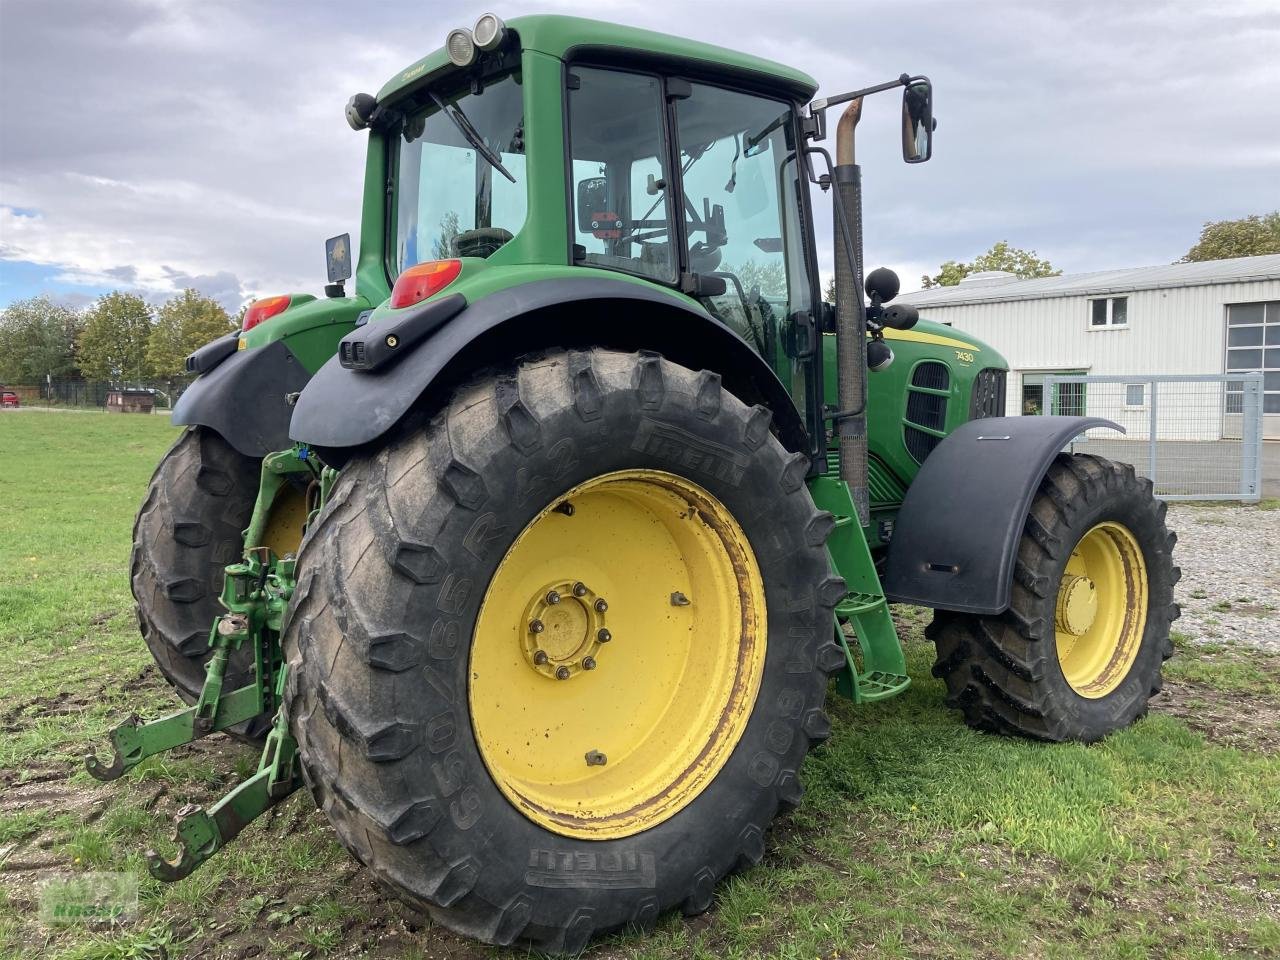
[242,295,291,331]
[390,259,462,309]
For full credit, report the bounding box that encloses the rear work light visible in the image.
[242,295,291,331]
[390,259,462,309]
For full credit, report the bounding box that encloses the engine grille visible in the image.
[971,368,1008,419]
[911,361,950,391]
[904,426,942,463]
[904,361,950,464]
[906,391,947,431]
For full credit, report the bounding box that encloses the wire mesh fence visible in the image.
[1044,373,1264,501]
[0,379,179,412]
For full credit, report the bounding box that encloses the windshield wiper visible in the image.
[429,91,516,184]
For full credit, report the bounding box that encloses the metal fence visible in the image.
[0,380,176,411]
[1043,372,1264,501]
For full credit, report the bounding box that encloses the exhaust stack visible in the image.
[833,101,870,527]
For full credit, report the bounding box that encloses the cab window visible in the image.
[567,68,675,283]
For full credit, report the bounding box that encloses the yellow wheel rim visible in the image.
[1054,522,1148,698]
[469,469,767,840]
[262,485,309,557]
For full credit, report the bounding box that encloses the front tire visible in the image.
[282,349,848,952]
[928,453,1180,743]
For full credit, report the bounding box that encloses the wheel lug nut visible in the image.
[582,656,596,670]
[671,591,691,606]
[553,501,575,516]
[555,666,571,680]
[597,628,611,643]
[585,750,607,766]
[572,582,587,597]
[530,619,544,634]
[546,590,561,605]
[594,598,608,613]
[533,650,548,665]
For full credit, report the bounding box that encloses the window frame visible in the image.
[1124,383,1146,409]
[561,59,820,309]
[564,64,680,285]
[1087,296,1129,330]
[382,59,526,284]
[1223,300,1280,417]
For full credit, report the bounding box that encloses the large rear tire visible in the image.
[131,427,273,740]
[928,453,1180,742]
[282,349,848,952]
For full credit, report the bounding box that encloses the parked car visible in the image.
[1,390,19,408]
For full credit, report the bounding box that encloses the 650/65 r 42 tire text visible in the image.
[282,349,849,953]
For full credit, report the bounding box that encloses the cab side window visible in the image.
[567,68,675,283]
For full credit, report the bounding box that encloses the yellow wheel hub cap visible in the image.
[469,469,767,840]
[1054,522,1148,698]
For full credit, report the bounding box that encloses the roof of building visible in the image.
[898,254,1280,308]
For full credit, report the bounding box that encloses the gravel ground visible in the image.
[1166,502,1280,653]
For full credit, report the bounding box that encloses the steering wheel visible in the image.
[452,227,513,258]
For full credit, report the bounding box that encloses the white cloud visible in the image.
[1,0,1277,312]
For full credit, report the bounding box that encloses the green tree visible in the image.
[0,296,82,383]
[147,289,236,380]
[1179,212,1280,262]
[731,260,787,299]
[78,291,153,383]
[922,241,1061,288]
[433,210,462,260]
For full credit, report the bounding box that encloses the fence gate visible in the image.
[1043,373,1264,502]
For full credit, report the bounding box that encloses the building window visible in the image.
[1225,301,1280,415]
[1125,383,1145,407]
[1089,296,1128,328]
[1021,371,1087,416]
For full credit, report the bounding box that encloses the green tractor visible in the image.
[91,14,1179,953]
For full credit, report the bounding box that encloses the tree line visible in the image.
[919,211,1279,288]
[0,290,240,388]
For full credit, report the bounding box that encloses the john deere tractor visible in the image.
[91,14,1179,953]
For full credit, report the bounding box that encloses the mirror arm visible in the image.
[810,73,911,115]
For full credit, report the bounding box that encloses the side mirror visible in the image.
[325,233,352,297]
[865,267,901,304]
[901,79,934,163]
[576,177,616,235]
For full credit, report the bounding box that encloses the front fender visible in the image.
[172,339,311,458]
[881,416,1123,614]
[289,276,809,454]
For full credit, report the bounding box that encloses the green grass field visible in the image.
[0,410,1277,960]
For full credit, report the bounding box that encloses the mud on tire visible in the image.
[928,453,1180,743]
[131,427,271,740]
[282,349,850,952]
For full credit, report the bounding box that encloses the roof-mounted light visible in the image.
[445,28,476,67]
[473,13,507,51]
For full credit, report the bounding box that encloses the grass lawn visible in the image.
[0,410,1276,959]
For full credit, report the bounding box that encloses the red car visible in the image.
[1,391,19,408]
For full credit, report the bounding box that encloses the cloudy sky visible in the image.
[1,0,1277,310]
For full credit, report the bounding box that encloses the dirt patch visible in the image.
[1152,680,1280,753]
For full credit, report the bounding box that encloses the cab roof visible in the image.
[376,14,819,105]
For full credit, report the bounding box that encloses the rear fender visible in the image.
[881,416,1123,614]
[288,276,809,456]
[172,340,311,458]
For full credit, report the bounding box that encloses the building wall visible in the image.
[921,279,1280,439]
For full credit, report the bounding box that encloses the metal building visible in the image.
[898,254,1280,440]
